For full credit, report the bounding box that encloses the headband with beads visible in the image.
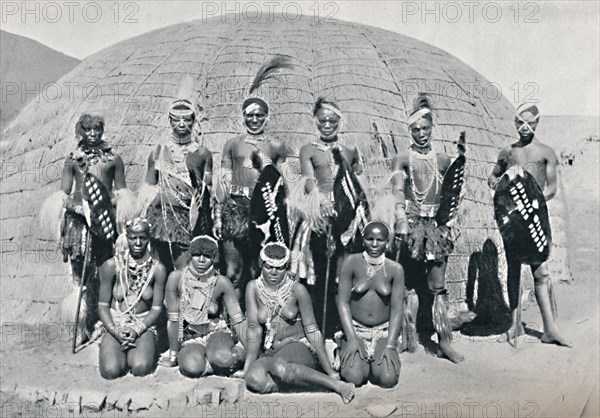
[260,242,290,268]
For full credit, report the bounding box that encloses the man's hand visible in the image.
[320,199,337,219]
[212,220,222,240]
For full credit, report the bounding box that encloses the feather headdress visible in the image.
[169,74,196,118]
[242,55,293,115]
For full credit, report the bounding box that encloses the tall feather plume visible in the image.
[249,56,293,95]
[313,97,326,115]
[177,74,196,100]
[412,92,432,113]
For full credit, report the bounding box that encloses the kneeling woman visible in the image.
[97,217,168,379]
[241,242,355,404]
[163,235,246,377]
[337,222,405,388]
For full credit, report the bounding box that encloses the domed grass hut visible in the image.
[0,17,570,324]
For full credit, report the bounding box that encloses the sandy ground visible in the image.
[1,192,598,417]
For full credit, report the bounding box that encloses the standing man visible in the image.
[213,57,290,299]
[40,113,133,344]
[390,94,464,363]
[488,103,571,347]
[291,97,367,338]
[141,98,213,273]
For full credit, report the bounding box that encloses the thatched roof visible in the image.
[0,17,570,322]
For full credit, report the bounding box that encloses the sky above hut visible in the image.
[2,0,598,116]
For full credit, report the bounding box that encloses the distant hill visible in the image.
[539,116,599,203]
[537,115,599,152]
[0,30,80,132]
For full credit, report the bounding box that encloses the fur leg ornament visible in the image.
[432,290,452,342]
[403,289,419,353]
[286,176,328,234]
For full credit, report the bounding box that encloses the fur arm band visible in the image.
[39,190,69,240]
[286,175,329,234]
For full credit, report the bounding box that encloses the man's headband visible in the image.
[260,242,290,268]
[243,97,269,115]
[169,99,195,118]
[125,217,152,231]
[408,108,431,126]
[516,103,540,120]
[318,103,343,118]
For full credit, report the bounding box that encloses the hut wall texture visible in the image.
[0,17,570,323]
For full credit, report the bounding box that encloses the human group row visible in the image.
[40,57,570,402]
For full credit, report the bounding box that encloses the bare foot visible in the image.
[438,341,465,363]
[541,332,572,347]
[336,381,356,404]
[498,322,525,342]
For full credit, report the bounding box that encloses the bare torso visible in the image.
[497,139,555,191]
[392,149,451,207]
[223,135,285,196]
[300,141,361,193]
[344,254,396,326]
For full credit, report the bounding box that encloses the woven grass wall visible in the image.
[0,17,570,322]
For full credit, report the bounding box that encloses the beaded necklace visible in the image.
[362,251,386,279]
[314,137,339,176]
[256,275,295,350]
[408,148,440,208]
[243,134,273,169]
[74,141,115,167]
[115,248,157,314]
[178,264,218,340]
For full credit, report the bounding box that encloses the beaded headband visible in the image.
[363,221,391,237]
[125,217,152,231]
[260,242,290,268]
[169,99,195,118]
[189,235,219,258]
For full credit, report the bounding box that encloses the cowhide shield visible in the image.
[436,154,466,226]
[81,172,117,244]
[332,153,370,251]
[249,165,290,253]
[190,182,213,237]
[493,165,552,264]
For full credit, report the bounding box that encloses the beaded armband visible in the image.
[167,311,179,322]
[303,323,320,334]
[229,313,245,326]
[151,305,162,311]
[98,302,109,307]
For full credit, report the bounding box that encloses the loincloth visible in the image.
[406,216,454,262]
[61,209,88,262]
[222,197,250,246]
[146,200,190,247]
[334,320,400,362]
[182,317,234,347]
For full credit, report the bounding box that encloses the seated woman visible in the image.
[336,221,405,388]
[162,235,246,377]
[240,242,355,404]
[97,217,168,379]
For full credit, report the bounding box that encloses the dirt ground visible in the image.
[1,196,598,417]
